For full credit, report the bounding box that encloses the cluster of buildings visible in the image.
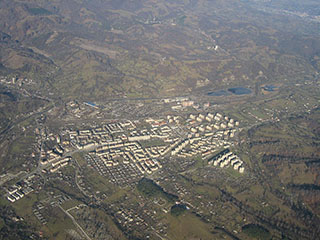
[163,112,241,166]
[32,194,71,225]
[187,112,239,138]
[0,76,34,86]
[6,186,26,203]
[65,100,106,120]
[35,126,73,171]
[33,203,47,225]
[110,199,160,236]
[173,135,225,159]
[30,109,244,190]
[67,121,137,150]
[208,149,245,173]
[95,140,162,174]
[114,208,146,228]
[37,136,72,174]
[86,153,143,186]
[49,157,72,173]
[162,97,199,111]
[6,174,38,203]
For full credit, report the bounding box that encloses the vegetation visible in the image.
[170,204,187,216]
[137,178,178,203]
[167,213,217,240]
[242,224,271,240]
[0,0,319,239]
[1,0,319,100]
[0,205,40,239]
[27,7,52,16]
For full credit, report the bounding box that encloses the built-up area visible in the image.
[4,94,245,204]
[54,110,243,185]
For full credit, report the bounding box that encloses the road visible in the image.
[59,205,92,240]
[0,103,54,142]
[0,171,27,186]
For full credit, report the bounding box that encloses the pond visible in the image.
[227,87,252,95]
[262,85,277,92]
[207,90,230,96]
[0,91,17,101]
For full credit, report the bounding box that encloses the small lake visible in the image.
[227,87,252,95]
[262,85,277,92]
[207,87,252,96]
[207,90,230,96]
[0,91,16,101]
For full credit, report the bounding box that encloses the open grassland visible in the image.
[166,212,217,240]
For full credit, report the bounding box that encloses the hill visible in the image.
[0,0,319,100]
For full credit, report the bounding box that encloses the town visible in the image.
[1,70,318,239]
[6,107,244,204]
